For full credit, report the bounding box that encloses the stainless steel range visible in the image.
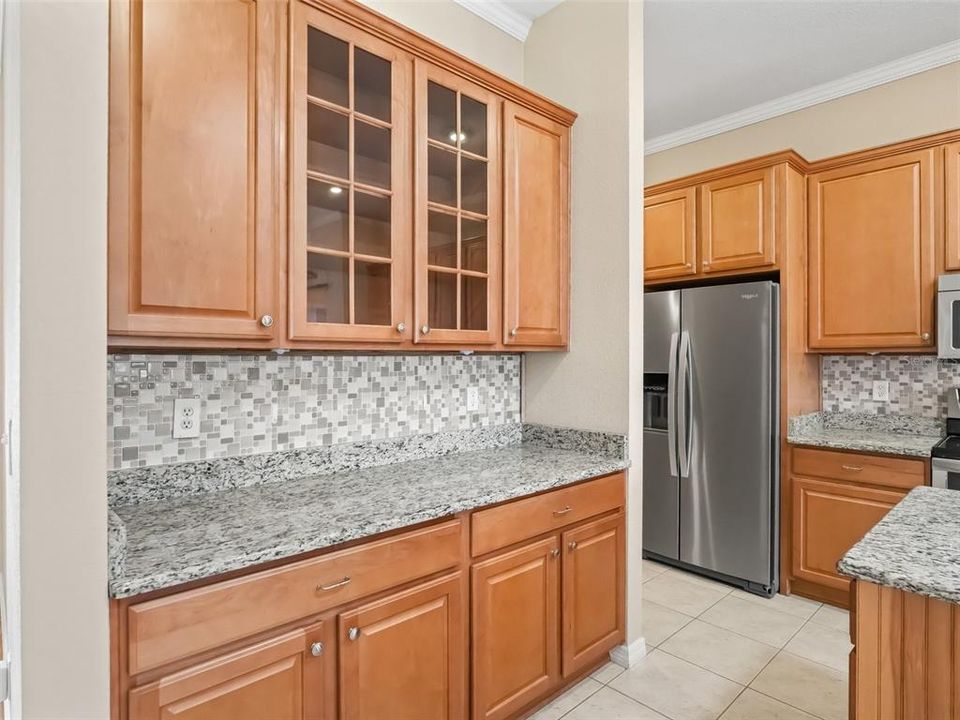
[931,387,960,490]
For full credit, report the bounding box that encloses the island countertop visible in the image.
[109,433,628,599]
[839,486,960,604]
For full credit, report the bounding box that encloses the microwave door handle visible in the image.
[667,332,679,477]
[678,331,692,479]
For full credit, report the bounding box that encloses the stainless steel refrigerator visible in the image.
[643,280,780,597]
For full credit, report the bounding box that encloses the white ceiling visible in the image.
[645,1,960,147]
[455,0,564,40]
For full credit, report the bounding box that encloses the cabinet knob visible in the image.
[396,322,406,333]
[702,261,710,267]
[348,627,360,641]
[551,548,560,558]
[510,328,518,337]
[922,332,931,341]
[421,325,430,335]
[568,541,578,551]
[310,642,324,657]
[260,314,274,328]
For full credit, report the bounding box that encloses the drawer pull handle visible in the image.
[568,541,578,551]
[841,464,864,472]
[348,626,360,641]
[317,576,351,592]
[553,506,573,517]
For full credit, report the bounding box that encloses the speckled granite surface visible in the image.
[787,412,942,458]
[109,427,628,598]
[840,487,960,603]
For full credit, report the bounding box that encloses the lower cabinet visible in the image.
[128,623,329,720]
[339,573,465,720]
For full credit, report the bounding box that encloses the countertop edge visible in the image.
[786,435,933,459]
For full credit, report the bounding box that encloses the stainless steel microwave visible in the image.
[938,275,960,359]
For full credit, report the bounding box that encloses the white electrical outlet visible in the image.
[466,387,479,412]
[872,380,890,402]
[173,398,201,439]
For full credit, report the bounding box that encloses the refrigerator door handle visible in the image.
[666,331,679,477]
[678,330,692,478]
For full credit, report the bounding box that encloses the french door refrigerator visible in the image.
[642,280,780,597]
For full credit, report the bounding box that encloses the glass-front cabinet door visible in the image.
[289,4,412,342]
[414,61,501,345]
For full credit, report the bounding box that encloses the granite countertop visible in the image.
[109,428,627,598]
[787,411,943,458]
[839,486,960,603]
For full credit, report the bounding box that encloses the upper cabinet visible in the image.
[946,142,960,272]
[807,148,937,351]
[644,158,788,283]
[108,0,282,342]
[108,0,576,352]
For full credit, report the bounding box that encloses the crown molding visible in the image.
[646,39,960,155]
[453,0,532,41]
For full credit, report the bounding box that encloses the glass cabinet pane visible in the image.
[460,156,487,214]
[306,253,349,324]
[461,276,487,330]
[355,191,391,258]
[428,211,457,268]
[460,96,487,156]
[307,179,349,252]
[427,82,458,147]
[428,271,457,329]
[355,261,392,325]
[307,28,349,107]
[354,48,391,121]
[354,121,391,189]
[461,217,487,272]
[428,146,457,208]
[307,104,349,179]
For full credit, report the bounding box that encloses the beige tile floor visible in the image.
[530,560,850,720]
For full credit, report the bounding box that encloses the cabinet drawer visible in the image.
[471,473,624,557]
[792,447,925,490]
[128,519,462,675]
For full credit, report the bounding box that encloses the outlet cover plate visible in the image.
[872,380,890,402]
[173,398,201,439]
[466,387,479,412]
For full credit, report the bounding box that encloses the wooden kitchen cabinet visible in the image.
[471,536,561,720]
[644,187,697,280]
[128,623,329,720]
[339,573,465,720]
[807,148,937,351]
[561,513,625,678]
[503,101,571,348]
[108,0,282,343]
[700,167,776,273]
[414,61,501,346]
[946,141,960,271]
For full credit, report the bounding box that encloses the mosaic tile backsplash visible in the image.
[821,355,960,419]
[108,354,521,470]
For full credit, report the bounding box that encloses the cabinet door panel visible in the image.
[289,3,412,343]
[472,537,560,720]
[503,102,570,348]
[128,624,329,720]
[109,0,280,341]
[791,476,903,592]
[808,149,936,350]
[644,188,697,280]
[562,514,624,677]
[700,167,776,273]
[946,142,960,271]
[339,573,465,720]
[414,61,501,346]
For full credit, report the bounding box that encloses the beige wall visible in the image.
[646,61,960,185]
[523,0,647,653]
[20,2,109,717]
[359,0,524,81]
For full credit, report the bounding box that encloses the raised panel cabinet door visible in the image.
[946,142,960,271]
[108,0,280,341]
[472,536,560,720]
[128,623,330,720]
[644,187,697,280]
[561,513,625,678]
[413,60,501,346]
[700,167,776,273]
[503,101,571,348]
[791,476,904,593]
[288,2,413,343]
[808,149,936,350]
[339,573,466,720]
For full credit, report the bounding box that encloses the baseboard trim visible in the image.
[609,637,647,668]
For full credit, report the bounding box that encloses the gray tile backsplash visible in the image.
[821,355,960,419]
[108,353,521,470]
